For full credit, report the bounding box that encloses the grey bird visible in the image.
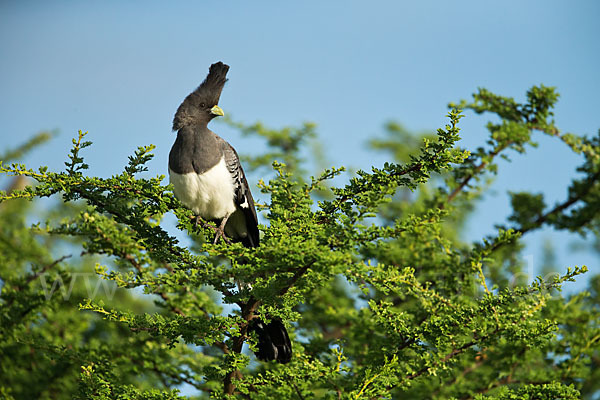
[168,61,292,364]
[169,61,258,247]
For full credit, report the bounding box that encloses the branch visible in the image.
[25,255,72,288]
[517,170,600,235]
[4,254,72,309]
[279,262,314,296]
[406,340,475,381]
[222,258,315,395]
[445,142,511,206]
[291,378,306,400]
[223,296,260,395]
[96,233,231,354]
[404,328,499,386]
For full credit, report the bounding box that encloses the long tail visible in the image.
[249,318,292,364]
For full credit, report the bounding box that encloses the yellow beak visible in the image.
[210,105,224,117]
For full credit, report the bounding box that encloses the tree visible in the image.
[0,85,598,399]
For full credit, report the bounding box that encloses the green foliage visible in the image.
[222,116,318,177]
[1,85,599,399]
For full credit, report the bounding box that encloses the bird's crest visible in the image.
[173,61,230,130]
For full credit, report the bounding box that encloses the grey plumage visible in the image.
[173,62,229,132]
[168,61,259,247]
[168,61,291,363]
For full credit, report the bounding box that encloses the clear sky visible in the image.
[1,1,599,290]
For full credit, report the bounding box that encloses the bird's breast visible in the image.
[169,157,237,219]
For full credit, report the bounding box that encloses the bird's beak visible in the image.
[210,105,224,117]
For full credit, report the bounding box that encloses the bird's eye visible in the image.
[200,102,206,108]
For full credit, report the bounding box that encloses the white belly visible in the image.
[169,157,237,219]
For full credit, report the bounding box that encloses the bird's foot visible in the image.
[213,216,232,245]
[191,215,232,245]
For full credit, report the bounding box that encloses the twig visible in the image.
[290,379,306,400]
[445,142,511,206]
[517,170,600,235]
[4,254,72,308]
[405,328,498,383]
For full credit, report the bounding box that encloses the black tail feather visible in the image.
[249,318,292,364]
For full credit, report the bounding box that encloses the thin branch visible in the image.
[104,242,230,353]
[279,262,314,296]
[445,142,511,206]
[25,254,72,288]
[517,170,600,235]
[405,328,498,384]
[290,378,306,400]
[406,341,474,381]
[4,254,72,308]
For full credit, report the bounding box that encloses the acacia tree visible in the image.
[0,86,599,399]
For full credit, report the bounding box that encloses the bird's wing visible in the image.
[221,140,260,247]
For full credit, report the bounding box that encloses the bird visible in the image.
[168,61,292,364]
[169,61,258,247]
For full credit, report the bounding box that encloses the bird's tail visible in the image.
[249,318,292,364]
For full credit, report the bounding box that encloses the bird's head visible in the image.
[173,61,230,130]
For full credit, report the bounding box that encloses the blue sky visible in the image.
[1,1,599,290]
